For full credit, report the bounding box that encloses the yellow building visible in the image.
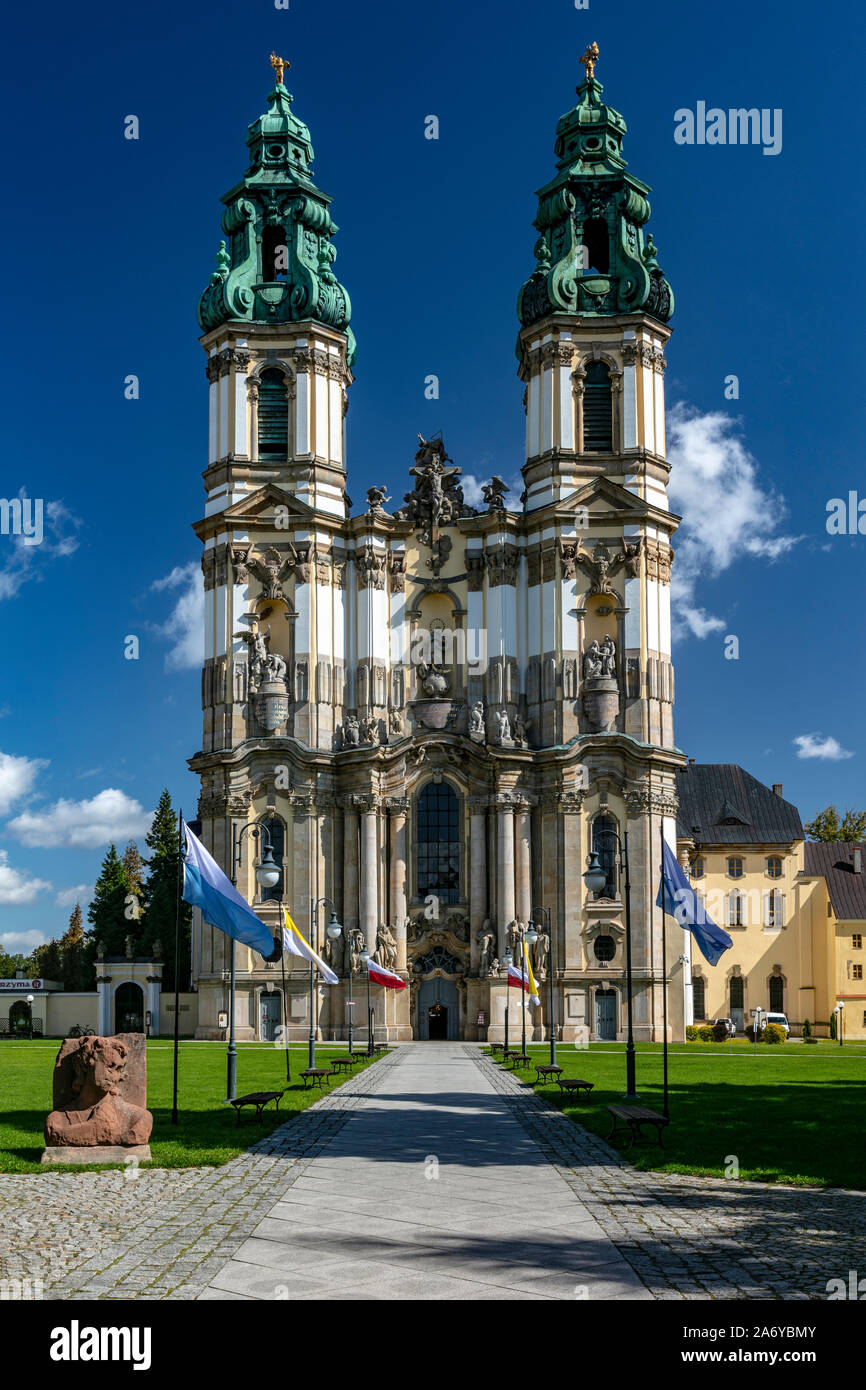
[677,762,866,1039]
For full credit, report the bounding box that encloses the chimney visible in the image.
[688,758,696,767]
[772,783,783,797]
[855,848,862,875]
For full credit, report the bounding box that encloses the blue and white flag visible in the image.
[656,837,733,967]
[182,819,275,959]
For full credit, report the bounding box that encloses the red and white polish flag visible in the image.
[366,959,406,990]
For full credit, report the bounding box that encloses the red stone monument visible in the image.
[42,1033,153,1165]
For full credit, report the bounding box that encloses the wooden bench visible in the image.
[299,1068,334,1091]
[372,1043,389,1054]
[556,1078,593,1102]
[331,1055,361,1074]
[607,1103,669,1149]
[489,1042,504,1054]
[534,1064,563,1085]
[509,1052,532,1070]
[230,1089,287,1123]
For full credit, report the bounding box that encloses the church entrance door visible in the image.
[428,1004,448,1040]
[260,991,281,1041]
[595,989,617,1041]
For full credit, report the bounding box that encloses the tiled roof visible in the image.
[803,841,866,921]
[675,764,803,845]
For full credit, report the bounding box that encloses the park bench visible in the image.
[489,1042,504,1054]
[299,1068,334,1090]
[534,1063,563,1085]
[607,1103,669,1149]
[509,1052,532,1070]
[556,1078,593,1102]
[372,1042,389,1054]
[230,1089,287,1123]
[331,1055,361,1074]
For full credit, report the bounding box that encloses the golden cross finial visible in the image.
[579,42,600,81]
[270,52,289,85]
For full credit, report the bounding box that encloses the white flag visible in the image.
[282,910,338,984]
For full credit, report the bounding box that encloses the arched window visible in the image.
[592,816,618,899]
[730,975,744,1011]
[727,856,743,879]
[693,976,706,1020]
[417,782,460,904]
[767,855,782,879]
[582,361,613,451]
[262,224,287,281]
[768,976,784,1012]
[258,368,289,461]
[258,818,285,904]
[582,217,610,275]
[692,855,705,879]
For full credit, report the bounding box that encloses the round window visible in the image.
[593,935,615,962]
[268,144,285,159]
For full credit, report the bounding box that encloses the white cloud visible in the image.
[0,751,49,814]
[0,929,50,954]
[55,883,93,909]
[793,733,854,761]
[0,851,52,905]
[666,405,802,640]
[151,562,204,671]
[7,788,152,849]
[0,496,82,601]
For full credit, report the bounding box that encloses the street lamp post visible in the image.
[228,821,282,1102]
[309,899,342,1068]
[836,1001,844,1047]
[327,916,354,1053]
[503,948,512,1054]
[360,947,373,1055]
[26,993,34,1040]
[583,827,638,1100]
[528,906,555,1065]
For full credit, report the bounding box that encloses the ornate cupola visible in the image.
[517,43,673,331]
[197,55,354,358]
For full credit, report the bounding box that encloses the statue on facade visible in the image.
[533,930,550,980]
[375,923,398,971]
[417,661,450,697]
[348,927,364,976]
[477,922,495,977]
[495,708,511,744]
[394,433,477,543]
[583,640,603,680]
[512,714,529,747]
[468,700,485,739]
[481,476,509,511]
[343,712,360,747]
[365,483,391,518]
[600,634,616,677]
[360,715,379,744]
[389,707,404,735]
[488,957,502,979]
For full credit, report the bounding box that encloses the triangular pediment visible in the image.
[193,483,319,539]
[557,475,678,528]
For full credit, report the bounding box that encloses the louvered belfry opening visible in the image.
[258,367,288,460]
[582,360,613,451]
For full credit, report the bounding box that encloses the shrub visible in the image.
[745,1023,764,1043]
[698,1024,715,1042]
[804,1036,819,1044]
[802,1017,812,1039]
[712,1020,730,1042]
[685,1025,699,1041]
[763,1023,786,1045]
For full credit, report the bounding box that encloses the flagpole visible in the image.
[308,897,316,1069]
[171,809,183,1125]
[660,818,669,1120]
[278,922,290,1083]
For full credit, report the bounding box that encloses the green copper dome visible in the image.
[198,74,355,362]
[517,52,674,335]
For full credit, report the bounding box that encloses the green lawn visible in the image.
[491,1040,866,1190]
[0,1040,384,1174]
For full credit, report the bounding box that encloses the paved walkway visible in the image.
[4,1043,864,1300]
[200,1043,647,1300]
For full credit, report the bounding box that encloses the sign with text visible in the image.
[0,979,42,991]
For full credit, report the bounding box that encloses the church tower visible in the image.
[189,51,688,1047]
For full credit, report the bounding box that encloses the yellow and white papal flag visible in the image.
[282,909,339,984]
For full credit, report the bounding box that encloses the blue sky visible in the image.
[1,0,864,952]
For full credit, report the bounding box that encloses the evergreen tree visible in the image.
[61,904,88,991]
[805,805,866,842]
[141,790,190,992]
[121,840,147,922]
[86,844,132,960]
[31,937,63,983]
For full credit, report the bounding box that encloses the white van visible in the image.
[764,1012,790,1037]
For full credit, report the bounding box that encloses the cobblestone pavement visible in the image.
[0,1053,401,1301]
[474,1048,866,1300]
[1,1045,863,1300]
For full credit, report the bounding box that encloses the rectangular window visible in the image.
[853,934,863,950]
[853,964,863,981]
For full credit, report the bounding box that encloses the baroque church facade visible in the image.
[189,51,689,1044]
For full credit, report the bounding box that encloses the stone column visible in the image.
[469,800,488,969]
[496,799,516,958]
[342,804,360,935]
[515,802,532,927]
[360,801,379,954]
[388,799,409,970]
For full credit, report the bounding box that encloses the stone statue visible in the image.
[512,714,528,747]
[389,707,404,735]
[417,661,450,697]
[600,634,616,678]
[360,715,379,744]
[488,957,502,979]
[375,923,398,971]
[477,922,495,977]
[481,476,509,511]
[264,650,287,685]
[343,712,360,747]
[533,930,550,980]
[348,927,364,976]
[43,1034,152,1162]
[583,640,603,680]
[468,700,485,738]
[496,708,511,744]
[366,483,391,517]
